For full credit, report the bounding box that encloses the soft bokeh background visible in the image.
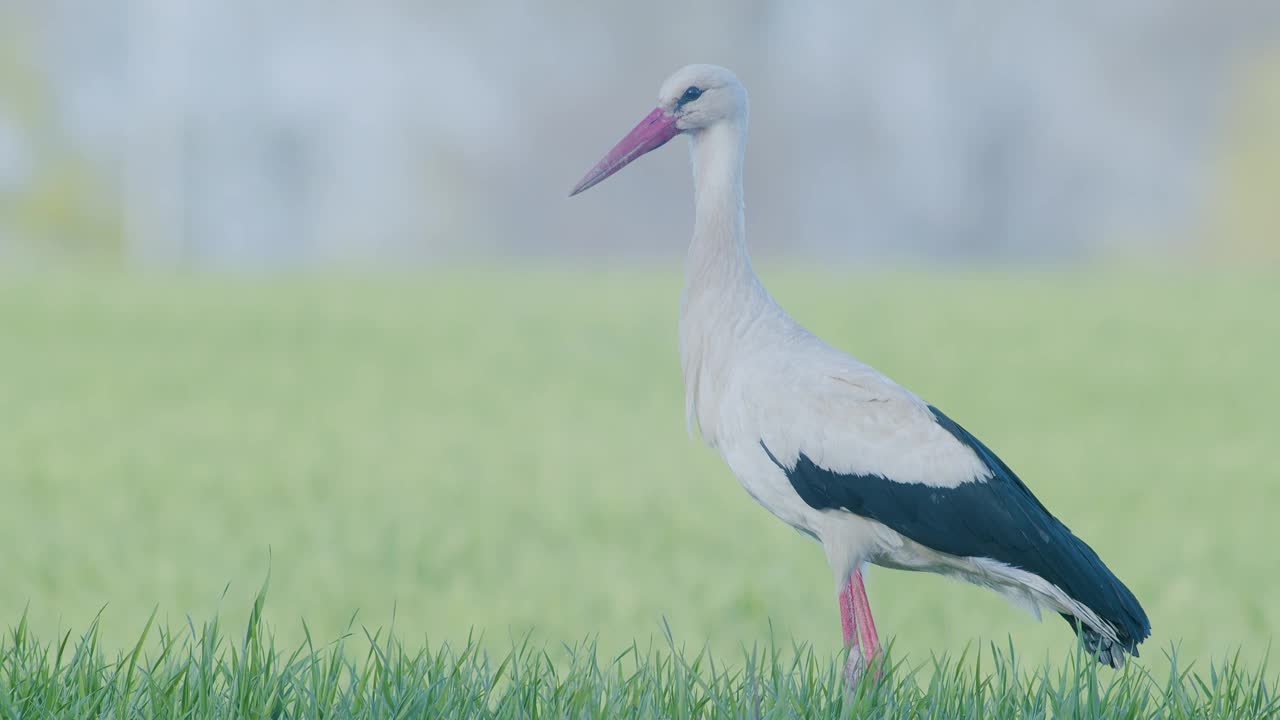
[2,0,1279,672]
[4,1,1280,265]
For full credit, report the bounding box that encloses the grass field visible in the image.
[2,268,1278,715]
[1,583,1276,719]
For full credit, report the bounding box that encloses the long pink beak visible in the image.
[569,107,681,196]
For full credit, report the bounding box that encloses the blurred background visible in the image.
[2,0,1279,673]
[1,0,1278,266]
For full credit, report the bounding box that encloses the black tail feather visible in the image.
[1059,612,1146,668]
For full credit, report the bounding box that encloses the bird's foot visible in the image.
[843,647,885,695]
[843,648,867,691]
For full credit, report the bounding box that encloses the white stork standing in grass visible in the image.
[569,65,1150,682]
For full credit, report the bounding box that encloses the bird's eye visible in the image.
[680,86,703,104]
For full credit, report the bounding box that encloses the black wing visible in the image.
[764,405,1150,661]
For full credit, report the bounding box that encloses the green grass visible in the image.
[2,582,1277,719]
[1,268,1278,715]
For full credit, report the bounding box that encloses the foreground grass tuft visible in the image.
[1,586,1276,719]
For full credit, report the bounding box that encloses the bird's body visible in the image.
[572,64,1150,679]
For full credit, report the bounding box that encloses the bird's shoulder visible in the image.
[741,339,991,489]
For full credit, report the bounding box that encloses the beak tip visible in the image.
[568,176,595,197]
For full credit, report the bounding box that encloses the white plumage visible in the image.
[572,64,1149,682]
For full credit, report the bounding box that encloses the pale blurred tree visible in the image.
[0,8,122,263]
[1208,54,1280,263]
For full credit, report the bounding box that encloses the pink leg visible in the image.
[839,572,865,687]
[839,581,857,648]
[847,568,881,665]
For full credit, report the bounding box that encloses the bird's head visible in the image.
[570,64,747,196]
[658,64,748,133]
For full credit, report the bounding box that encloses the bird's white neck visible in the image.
[687,121,751,288]
[679,119,773,445]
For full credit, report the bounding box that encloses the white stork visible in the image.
[569,65,1149,681]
